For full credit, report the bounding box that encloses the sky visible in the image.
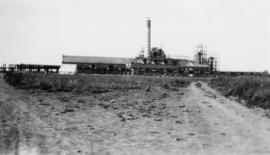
[0,0,269,72]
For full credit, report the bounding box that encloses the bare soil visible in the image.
[1,74,270,155]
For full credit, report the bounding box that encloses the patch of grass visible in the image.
[210,76,270,109]
[4,72,191,93]
[171,79,190,87]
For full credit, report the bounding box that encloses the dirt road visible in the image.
[1,74,270,155]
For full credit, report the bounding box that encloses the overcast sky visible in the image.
[0,0,269,71]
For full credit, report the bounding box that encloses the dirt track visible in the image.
[1,74,270,155]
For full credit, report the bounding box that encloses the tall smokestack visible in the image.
[147,18,151,58]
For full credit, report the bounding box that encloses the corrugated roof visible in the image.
[178,60,192,66]
[187,63,210,68]
[62,55,135,65]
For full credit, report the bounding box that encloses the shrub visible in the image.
[195,82,202,88]
[210,76,270,110]
[163,83,170,89]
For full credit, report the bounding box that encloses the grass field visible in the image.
[1,72,192,154]
[4,72,191,93]
[210,76,270,110]
[3,73,270,154]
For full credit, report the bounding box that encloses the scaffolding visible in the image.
[194,45,208,65]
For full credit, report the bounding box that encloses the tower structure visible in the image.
[147,18,151,58]
[194,44,207,64]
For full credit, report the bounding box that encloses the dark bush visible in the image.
[171,79,190,87]
[4,72,23,86]
[163,83,170,89]
[210,76,270,110]
[195,82,202,88]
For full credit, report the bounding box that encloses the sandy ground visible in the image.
[1,74,270,155]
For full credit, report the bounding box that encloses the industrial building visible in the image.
[61,55,134,75]
[61,18,216,76]
[61,53,214,76]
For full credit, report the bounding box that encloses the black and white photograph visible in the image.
[0,0,270,154]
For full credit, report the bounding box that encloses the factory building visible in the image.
[61,54,213,76]
[61,55,134,74]
[60,18,216,76]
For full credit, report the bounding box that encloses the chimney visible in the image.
[147,18,151,58]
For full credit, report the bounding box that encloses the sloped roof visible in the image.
[177,60,192,66]
[62,55,135,65]
[187,63,210,68]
